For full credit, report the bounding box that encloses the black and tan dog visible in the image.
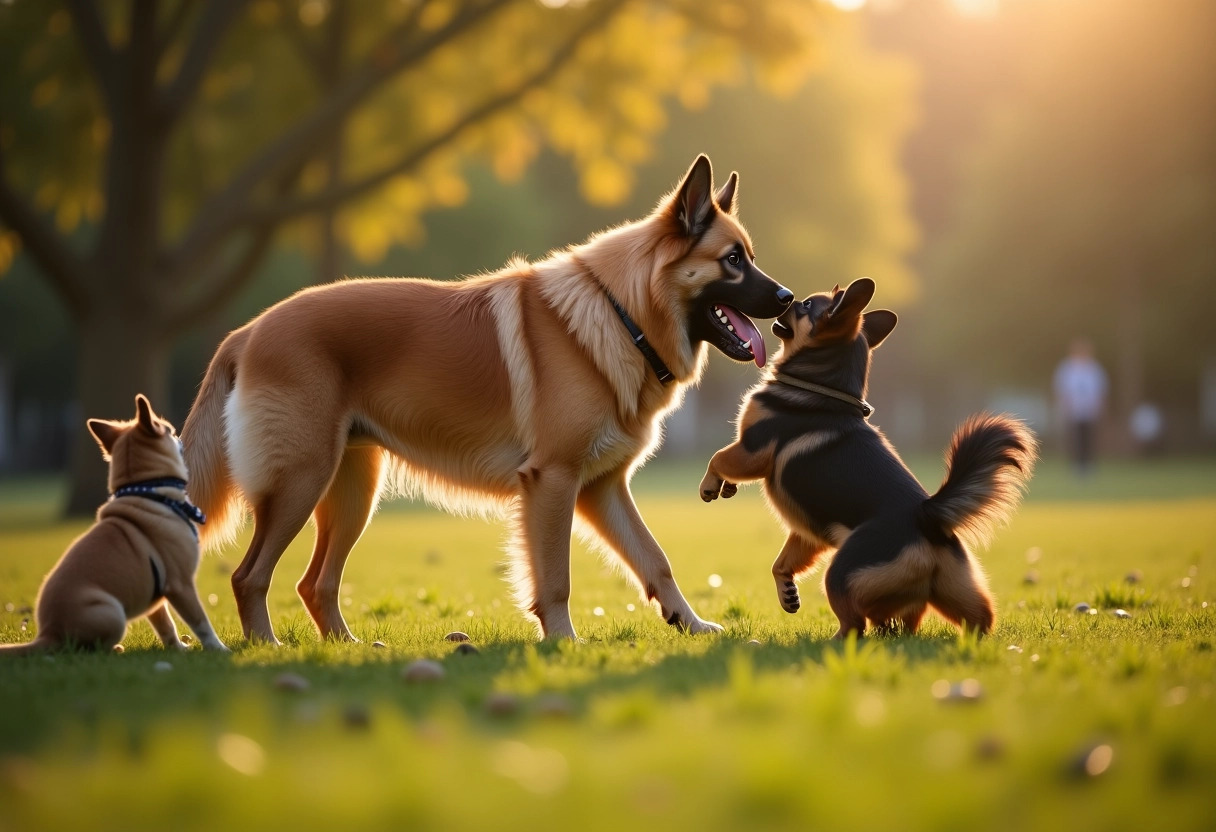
[699,278,1036,637]
[1,395,227,655]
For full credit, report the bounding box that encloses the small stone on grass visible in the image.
[112,644,124,654]
[1125,570,1143,584]
[453,642,480,656]
[371,641,387,649]
[1113,608,1132,619]
[273,672,310,692]
[153,661,173,672]
[444,631,470,642]
[401,659,445,683]
[483,692,520,717]
[342,704,371,730]
[1073,602,1091,613]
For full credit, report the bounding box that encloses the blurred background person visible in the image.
[1054,338,1108,475]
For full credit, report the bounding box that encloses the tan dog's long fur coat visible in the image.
[183,155,793,642]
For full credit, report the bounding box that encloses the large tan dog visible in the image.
[1,395,228,655]
[183,155,793,642]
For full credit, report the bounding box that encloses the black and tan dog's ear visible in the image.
[134,393,165,436]
[87,419,123,458]
[862,310,898,348]
[672,154,716,237]
[715,171,738,215]
[828,278,876,321]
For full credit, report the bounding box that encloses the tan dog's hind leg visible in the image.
[146,600,186,649]
[516,462,580,640]
[578,472,722,634]
[298,446,387,641]
[69,592,128,651]
[771,533,828,614]
[700,441,772,502]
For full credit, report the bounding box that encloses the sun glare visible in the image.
[828,0,868,10]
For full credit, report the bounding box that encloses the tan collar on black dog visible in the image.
[774,373,873,418]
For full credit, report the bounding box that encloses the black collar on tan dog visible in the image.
[575,256,675,385]
[110,477,207,540]
[603,291,675,385]
[774,373,874,418]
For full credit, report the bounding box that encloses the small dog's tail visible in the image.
[182,326,250,551]
[0,636,53,657]
[923,413,1038,549]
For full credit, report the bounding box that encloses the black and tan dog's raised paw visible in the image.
[776,577,801,613]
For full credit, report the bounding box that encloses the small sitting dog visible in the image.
[699,278,1036,637]
[0,394,228,655]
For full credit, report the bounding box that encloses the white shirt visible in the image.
[1054,356,1108,422]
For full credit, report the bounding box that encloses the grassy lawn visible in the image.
[1,456,1214,831]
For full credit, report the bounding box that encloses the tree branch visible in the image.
[165,0,518,276]
[64,0,120,111]
[238,0,627,226]
[158,0,249,125]
[156,0,197,58]
[0,145,91,320]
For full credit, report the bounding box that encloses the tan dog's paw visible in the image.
[775,575,800,614]
[684,616,725,634]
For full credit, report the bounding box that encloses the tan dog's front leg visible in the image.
[516,462,581,640]
[578,471,722,634]
[146,600,187,649]
[700,441,772,502]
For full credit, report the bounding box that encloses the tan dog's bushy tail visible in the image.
[182,327,250,550]
[923,414,1038,549]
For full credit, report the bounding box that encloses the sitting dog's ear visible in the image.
[671,154,716,237]
[135,394,165,437]
[87,419,122,459]
[827,278,875,322]
[862,310,898,348]
[715,171,738,215]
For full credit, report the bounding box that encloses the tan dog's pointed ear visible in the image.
[671,154,715,237]
[135,394,164,436]
[715,171,738,214]
[87,419,122,458]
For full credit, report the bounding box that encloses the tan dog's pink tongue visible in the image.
[720,306,767,368]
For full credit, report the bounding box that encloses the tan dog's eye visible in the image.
[726,250,741,267]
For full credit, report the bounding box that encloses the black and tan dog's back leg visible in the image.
[700,439,774,502]
[772,533,829,614]
[930,551,995,635]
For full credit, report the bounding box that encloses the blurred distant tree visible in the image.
[924,0,1216,422]
[0,0,822,514]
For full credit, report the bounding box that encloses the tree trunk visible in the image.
[64,312,170,516]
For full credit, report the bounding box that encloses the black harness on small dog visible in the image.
[774,373,874,418]
[110,477,207,540]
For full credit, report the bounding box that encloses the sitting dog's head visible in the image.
[87,394,188,491]
[771,278,898,389]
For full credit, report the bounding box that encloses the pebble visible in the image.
[1125,570,1143,584]
[1022,570,1040,585]
[1113,608,1132,619]
[153,661,173,672]
[371,641,387,649]
[1073,602,1092,613]
[453,642,480,656]
[342,704,371,730]
[535,693,574,719]
[747,639,762,646]
[932,678,983,702]
[444,631,471,642]
[483,692,520,717]
[401,659,445,683]
[180,633,193,644]
[273,672,311,692]
[1069,743,1114,778]
[112,644,125,654]
[975,735,1005,760]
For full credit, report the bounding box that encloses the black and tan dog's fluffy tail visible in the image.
[923,414,1038,549]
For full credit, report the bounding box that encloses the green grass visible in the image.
[1,457,1215,831]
